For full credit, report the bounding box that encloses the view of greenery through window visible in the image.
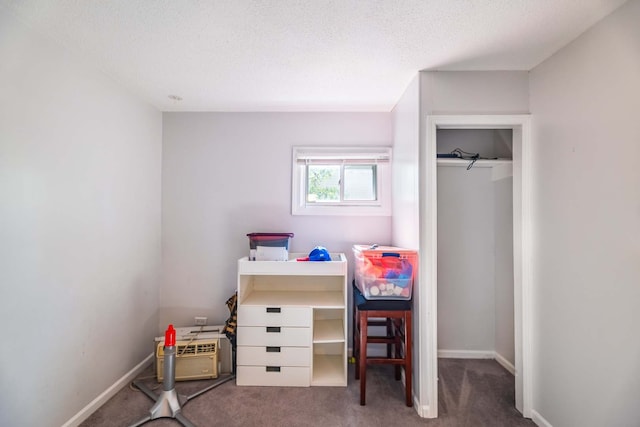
[307,165,340,202]
[307,164,376,203]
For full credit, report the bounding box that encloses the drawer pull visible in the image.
[266,346,281,353]
[266,366,281,372]
[266,307,281,313]
[266,326,281,333]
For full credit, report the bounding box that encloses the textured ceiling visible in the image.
[1,0,627,111]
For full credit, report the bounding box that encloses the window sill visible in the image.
[292,204,391,216]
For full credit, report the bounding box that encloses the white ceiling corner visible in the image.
[1,0,628,111]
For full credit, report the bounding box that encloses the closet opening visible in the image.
[436,128,516,399]
[420,115,532,420]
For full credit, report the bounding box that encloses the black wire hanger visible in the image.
[442,148,497,170]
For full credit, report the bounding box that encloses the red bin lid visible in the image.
[247,232,294,239]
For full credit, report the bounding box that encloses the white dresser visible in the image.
[236,254,347,387]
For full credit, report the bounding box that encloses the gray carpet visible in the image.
[81,359,535,427]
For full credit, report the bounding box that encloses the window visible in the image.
[292,147,391,216]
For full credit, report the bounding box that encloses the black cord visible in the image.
[450,148,477,159]
[448,148,497,170]
[449,148,478,170]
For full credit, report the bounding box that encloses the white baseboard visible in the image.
[438,349,515,375]
[438,349,495,359]
[62,352,154,427]
[532,410,553,427]
[415,401,433,418]
[493,351,516,375]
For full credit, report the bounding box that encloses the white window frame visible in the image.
[292,146,392,216]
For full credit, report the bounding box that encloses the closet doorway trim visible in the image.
[420,114,532,419]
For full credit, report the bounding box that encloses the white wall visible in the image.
[494,175,515,365]
[436,129,513,158]
[421,71,530,115]
[390,74,421,404]
[391,75,421,250]
[161,112,392,328]
[437,166,497,351]
[390,71,528,415]
[529,1,640,426]
[411,70,529,416]
[0,9,162,427]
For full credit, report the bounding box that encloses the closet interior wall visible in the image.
[436,129,515,369]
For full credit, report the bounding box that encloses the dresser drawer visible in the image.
[237,306,311,327]
[237,326,311,347]
[236,366,310,387]
[237,346,310,367]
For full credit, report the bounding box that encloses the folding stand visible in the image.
[129,325,235,427]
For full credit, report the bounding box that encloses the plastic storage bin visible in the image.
[247,232,294,261]
[353,245,417,300]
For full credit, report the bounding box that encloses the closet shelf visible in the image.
[437,158,512,168]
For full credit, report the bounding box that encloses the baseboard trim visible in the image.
[415,402,433,418]
[531,410,553,427]
[62,352,154,427]
[493,351,516,375]
[438,349,516,375]
[438,349,495,359]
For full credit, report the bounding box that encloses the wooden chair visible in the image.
[352,281,413,406]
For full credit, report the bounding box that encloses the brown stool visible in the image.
[352,281,413,406]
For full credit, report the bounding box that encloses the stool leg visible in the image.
[354,307,360,380]
[404,310,413,407]
[394,318,401,381]
[359,311,368,406]
[386,318,392,358]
